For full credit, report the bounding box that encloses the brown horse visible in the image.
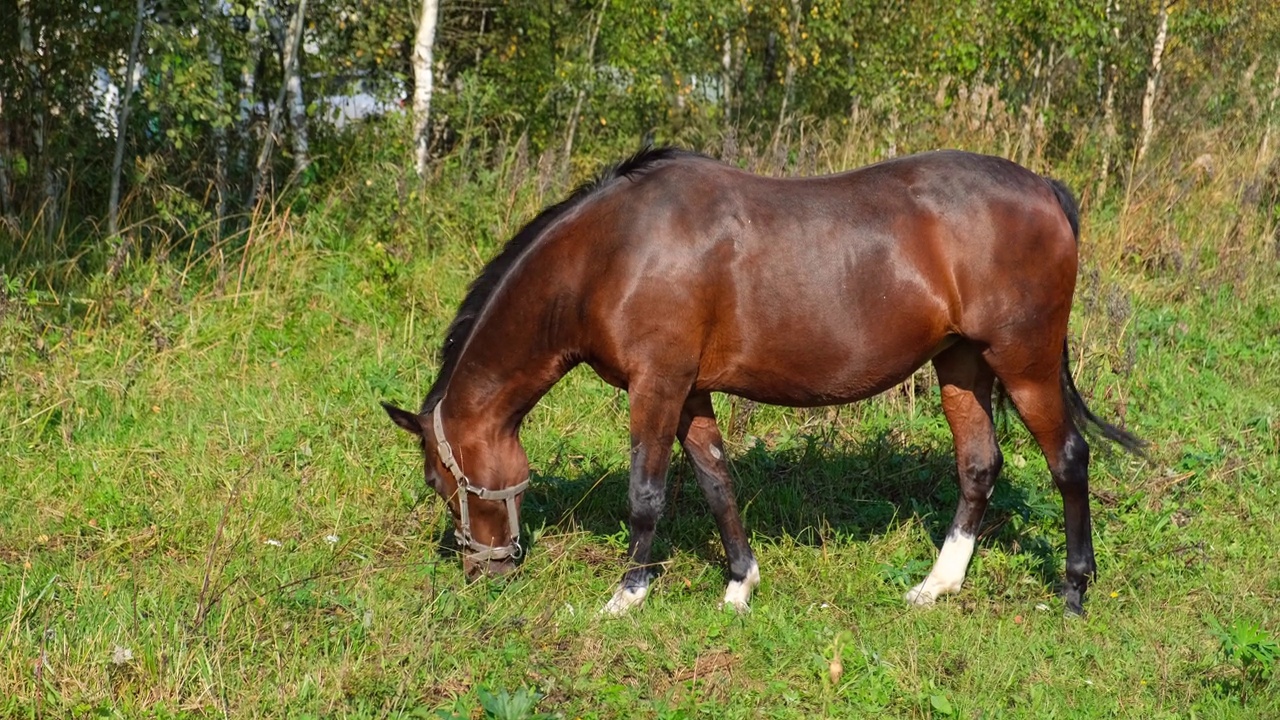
[383,147,1142,616]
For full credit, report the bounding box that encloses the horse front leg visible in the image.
[601,374,687,615]
[678,393,759,612]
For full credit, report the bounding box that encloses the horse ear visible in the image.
[381,402,424,436]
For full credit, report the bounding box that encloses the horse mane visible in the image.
[420,145,707,414]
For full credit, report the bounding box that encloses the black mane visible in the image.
[420,146,706,414]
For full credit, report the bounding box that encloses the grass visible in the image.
[2,131,1280,718]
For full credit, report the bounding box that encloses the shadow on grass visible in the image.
[514,427,1063,590]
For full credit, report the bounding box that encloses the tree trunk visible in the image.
[0,92,13,225]
[17,0,58,244]
[562,0,607,164]
[770,0,802,157]
[108,0,147,244]
[282,0,309,180]
[205,1,228,230]
[1136,2,1170,166]
[412,0,440,177]
[721,32,732,128]
[1096,0,1121,199]
[248,0,308,209]
[238,2,265,178]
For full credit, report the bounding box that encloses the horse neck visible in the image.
[441,286,574,438]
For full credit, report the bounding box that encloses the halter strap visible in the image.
[431,403,529,563]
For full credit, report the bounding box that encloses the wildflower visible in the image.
[111,645,133,666]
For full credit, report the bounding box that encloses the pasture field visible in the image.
[2,142,1280,718]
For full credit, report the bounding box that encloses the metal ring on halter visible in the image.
[432,402,529,564]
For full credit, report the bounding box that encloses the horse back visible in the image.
[560,151,1079,403]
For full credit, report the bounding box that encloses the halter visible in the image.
[431,404,528,564]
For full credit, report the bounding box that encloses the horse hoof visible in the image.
[600,585,648,616]
[720,562,760,613]
[904,584,938,606]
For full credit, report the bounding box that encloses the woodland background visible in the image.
[1,0,1278,266]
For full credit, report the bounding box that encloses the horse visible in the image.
[382,147,1143,617]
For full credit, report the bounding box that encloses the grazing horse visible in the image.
[383,147,1142,616]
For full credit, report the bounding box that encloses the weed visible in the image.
[1210,618,1280,703]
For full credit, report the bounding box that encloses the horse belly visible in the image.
[699,288,954,407]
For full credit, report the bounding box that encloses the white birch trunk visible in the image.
[770,0,802,156]
[108,0,147,242]
[563,0,607,163]
[249,0,308,208]
[1136,3,1170,166]
[282,0,309,179]
[237,2,265,176]
[205,1,228,226]
[17,0,58,242]
[1097,0,1121,199]
[721,32,732,126]
[412,0,440,177]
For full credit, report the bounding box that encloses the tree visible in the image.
[107,0,150,244]
[413,0,439,176]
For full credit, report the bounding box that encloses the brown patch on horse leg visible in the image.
[908,344,1001,605]
[678,393,759,611]
[1000,373,1095,616]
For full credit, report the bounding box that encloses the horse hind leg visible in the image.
[677,393,760,612]
[907,343,1002,605]
[988,350,1095,616]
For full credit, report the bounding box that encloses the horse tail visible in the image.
[1059,342,1146,456]
[1044,177,1080,241]
[1038,176,1141,451]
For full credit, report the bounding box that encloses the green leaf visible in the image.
[930,693,954,716]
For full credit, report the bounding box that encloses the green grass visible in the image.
[3,145,1280,718]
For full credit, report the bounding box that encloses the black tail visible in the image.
[1044,177,1080,240]
[1060,342,1146,456]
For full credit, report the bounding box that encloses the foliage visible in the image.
[4,0,1280,271]
[1211,618,1280,702]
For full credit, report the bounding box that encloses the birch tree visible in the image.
[1097,0,1122,198]
[412,0,439,177]
[249,0,309,208]
[205,0,229,227]
[0,91,12,226]
[1136,2,1170,166]
[107,0,149,241]
[17,0,58,242]
[562,0,608,163]
[282,1,310,179]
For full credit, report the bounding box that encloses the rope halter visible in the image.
[431,404,528,564]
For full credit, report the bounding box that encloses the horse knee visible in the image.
[629,480,665,527]
[959,444,1002,501]
[1051,432,1090,492]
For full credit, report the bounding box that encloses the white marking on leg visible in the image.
[601,584,649,616]
[721,561,761,612]
[905,530,976,606]
[709,444,723,460]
